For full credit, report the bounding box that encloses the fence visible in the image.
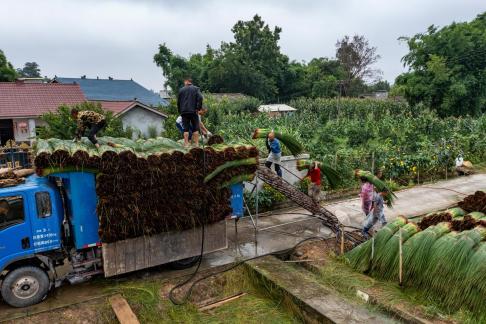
[0,140,32,169]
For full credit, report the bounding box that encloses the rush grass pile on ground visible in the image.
[346,191,486,315]
[33,137,258,242]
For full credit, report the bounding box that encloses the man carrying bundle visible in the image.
[71,109,106,148]
[177,77,203,146]
[306,161,321,203]
[265,131,282,177]
[362,188,388,238]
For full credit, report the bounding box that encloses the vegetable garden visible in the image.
[204,97,486,189]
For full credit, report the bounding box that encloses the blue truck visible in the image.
[0,171,238,308]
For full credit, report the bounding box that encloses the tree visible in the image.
[17,62,41,78]
[0,50,17,81]
[154,15,289,101]
[38,102,130,139]
[395,12,486,116]
[336,35,381,96]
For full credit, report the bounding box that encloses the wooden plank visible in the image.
[115,239,126,275]
[103,221,227,277]
[124,237,136,274]
[102,242,117,277]
[198,293,246,311]
[109,294,140,324]
[134,236,145,271]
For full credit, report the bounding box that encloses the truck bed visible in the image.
[102,220,227,277]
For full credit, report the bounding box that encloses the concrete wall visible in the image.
[244,154,310,191]
[120,107,166,139]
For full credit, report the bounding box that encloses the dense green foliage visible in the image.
[38,102,130,139]
[198,97,486,188]
[396,12,486,116]
[154,15,383,101]
[16,61,41,78]
[0,49,17,81]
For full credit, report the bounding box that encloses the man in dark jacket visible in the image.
[177,77,203,146]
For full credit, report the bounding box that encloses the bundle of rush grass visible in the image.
[418,207,465,230]
[296,159,341,188]
[252,128,303,156]
[34,137,258,243]
[345,216,407,272]
[458,191,486,213]
[354,169,397,207]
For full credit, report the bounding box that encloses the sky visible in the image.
[1,0,485,92]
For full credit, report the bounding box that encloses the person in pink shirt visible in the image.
[359,176,374,216]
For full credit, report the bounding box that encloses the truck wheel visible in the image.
[169,256,201,270]
[1,266,50,308]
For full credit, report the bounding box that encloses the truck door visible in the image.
[0,194,32,269]
[29,191,61,252]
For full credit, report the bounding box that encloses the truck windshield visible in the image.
[35,192,52,218]
[0,195,24,231]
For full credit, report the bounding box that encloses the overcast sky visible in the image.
[1,0,485,92]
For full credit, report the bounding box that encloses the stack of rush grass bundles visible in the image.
[33,137,258,243]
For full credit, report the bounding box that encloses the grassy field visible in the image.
[13,267,298,324]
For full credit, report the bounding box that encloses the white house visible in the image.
[258,104,297,117]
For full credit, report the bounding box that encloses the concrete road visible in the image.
[322,173,485,228]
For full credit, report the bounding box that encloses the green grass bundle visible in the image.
[346,216,408,273]
[252,128,304,156]
[439,226,486,308]
[448,207,466,218]
[417,231,460,290]
[403,222,451,286]
[221,174,255,188]
[345,239,374,272]
[296,159,341,188]
[204,158,258,183]
[355,169,396,207]
[371,222,420,278]
[462,242,486,313]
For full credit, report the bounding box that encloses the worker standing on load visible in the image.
[362,188,388,238]
[265,131,282,177]
[176,107,212,140]
[177,77,203,147]
[306,161,321,203]
[71,109,106,148]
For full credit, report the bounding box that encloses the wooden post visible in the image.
[371,237,374,261]
[371,152,375,175]
[417,164,420,185]
[340,224,345,255]
[399,227,403,286]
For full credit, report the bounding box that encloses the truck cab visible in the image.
[0,175,64,307]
